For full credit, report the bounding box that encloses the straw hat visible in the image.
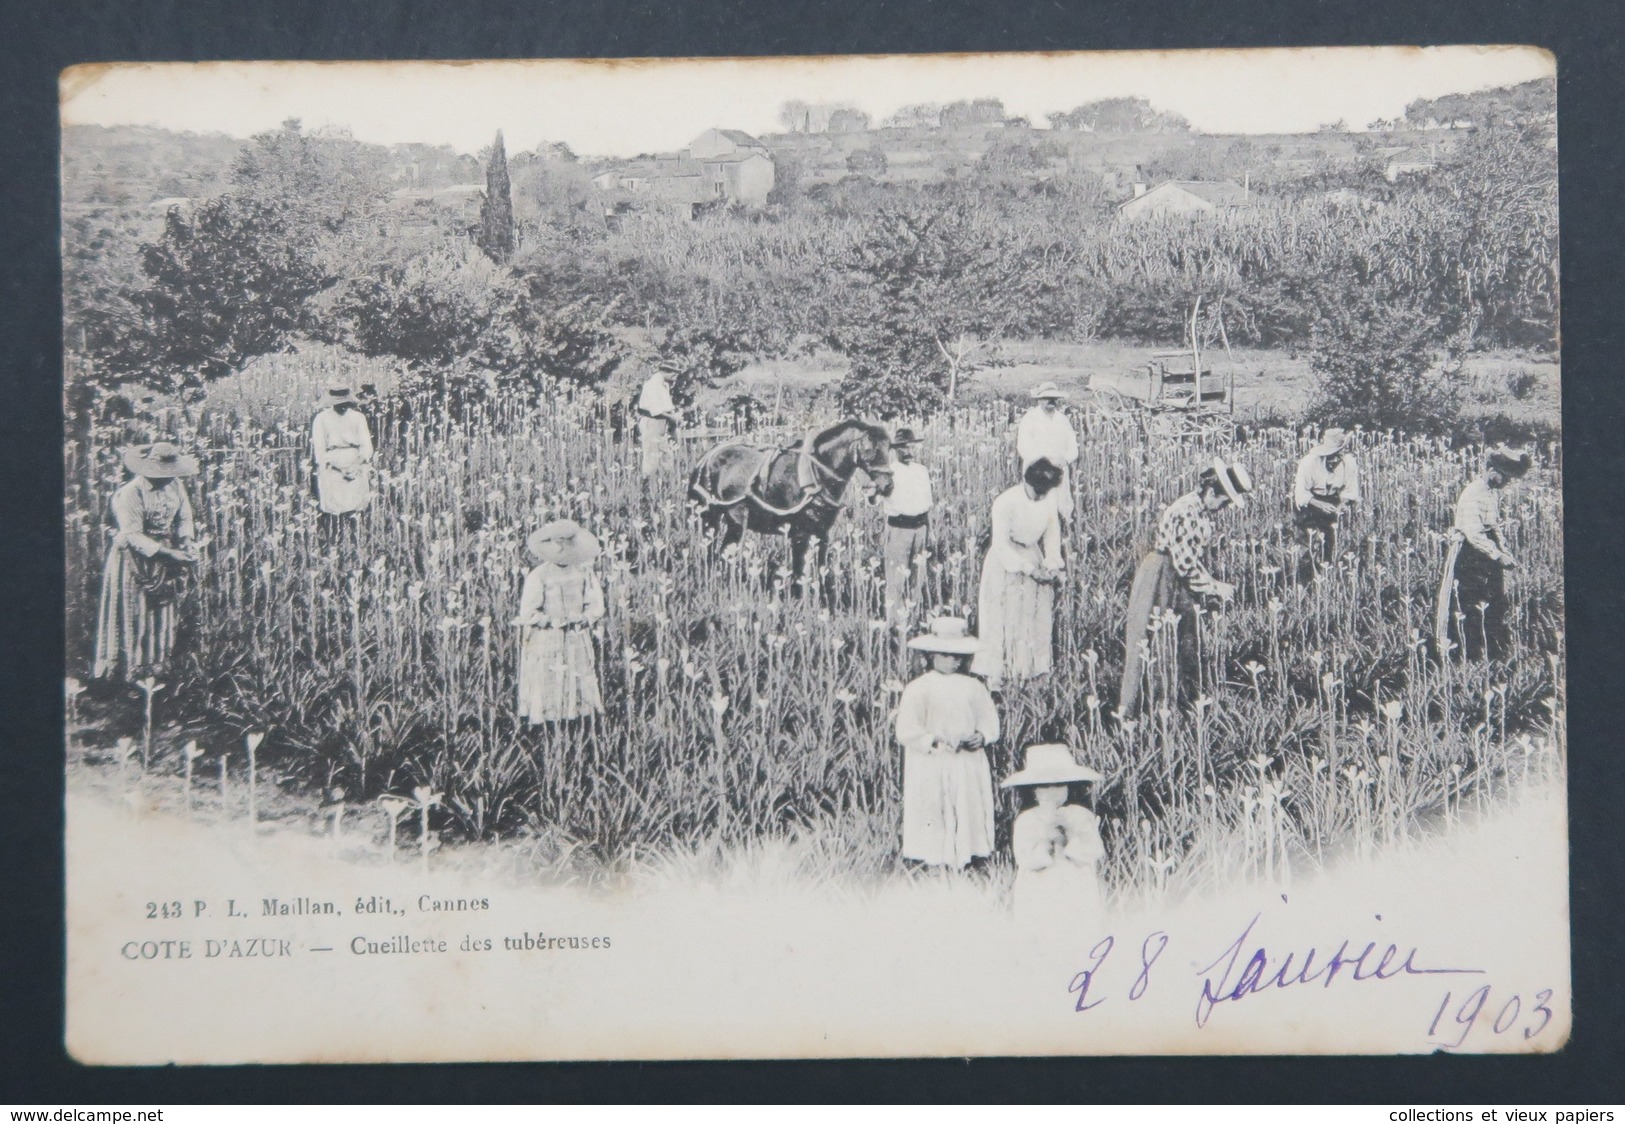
[1209,457,1254,509]
[325,386,358,405]
[1000,743,1104,788]
[122,441,199,479]
[906,616,982,656]
[526,519,601,566]
[1030,381,1068,401]
[891,427,924,447]
[1487,446,1533,478]
[1311,427,1349,458]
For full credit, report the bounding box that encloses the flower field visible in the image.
[65,374,1566,899]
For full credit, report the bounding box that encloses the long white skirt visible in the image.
[972,562,1054,688]
[901,745,994,867]
[518,625,603,723]
[317,448,372,515]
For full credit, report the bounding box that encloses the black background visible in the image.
[2,0,1621,1104]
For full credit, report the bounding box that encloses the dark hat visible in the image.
[1487,447,1533,477]
[891,427,924,447]
[122,441,199,479]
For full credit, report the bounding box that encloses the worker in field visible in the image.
[514,519,606,724]
[1435,447,1532,663]
[1118,457,1252,716]
[1002,743,1106,933]
[894,617,1000,872]
[310,386,375,527]
[94,441,201,683]
[636,363,682,476]
[1292,427,1361,565]
[972,458,1066,693]
[879,427,933,622]
[1016,382,1079,523]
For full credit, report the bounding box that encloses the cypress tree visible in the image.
[478,130,515,263]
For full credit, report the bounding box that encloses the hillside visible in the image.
[758,122,1459,198]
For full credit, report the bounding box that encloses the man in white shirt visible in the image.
[1435,446,1532,662]
[1016,382,1079,521]
[636,366,680,475]
[880,428,933,621]
[1292,427,1362,564]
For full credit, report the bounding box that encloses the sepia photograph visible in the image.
[56,47,1567,1063]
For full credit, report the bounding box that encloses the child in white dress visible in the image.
[1002,744,1106,932]
[894,617,1000,869]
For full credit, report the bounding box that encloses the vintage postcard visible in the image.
[59,48,1566,1063]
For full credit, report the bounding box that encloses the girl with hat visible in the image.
[1016,382,1079,522]
[1119,457,1252,715]
[94,442,201,681]
[1435,446,1533,662]
[310,386,375,518]
[1291,427,1361,565]
[1002,743,1106,929]
[894,617,1001,870]
[972,458,1066,692]
[514,519,607,724]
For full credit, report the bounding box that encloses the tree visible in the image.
[1049,96,1189,133]
[845,146,888,177]
[128,196,331,386]
[882,103,941,129]
[940,98,1006,127]
[478,130,516,263]
[828,107,872,133]
[778,99,813,133]
[1308,286,1457,432]
[229,119,390,235]
[831,198,1042,417]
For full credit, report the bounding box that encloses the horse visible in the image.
[688,419,896,592]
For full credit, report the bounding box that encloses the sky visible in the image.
[60,47,1554,159]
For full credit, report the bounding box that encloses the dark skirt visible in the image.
[1435,538,1509,661]
[1119,550,1198,715]
[1293,505,1339,565]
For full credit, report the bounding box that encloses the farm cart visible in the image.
[1083,297,1238,444]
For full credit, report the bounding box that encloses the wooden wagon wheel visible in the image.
[1083,386,1129,436]
[1139,410,1185,442]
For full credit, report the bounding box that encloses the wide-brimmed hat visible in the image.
[891,427,924,447]
[1000,743,1104,788]
[1030,381,1068,401]
[325,386,358,405]
[1210,457,1254,509]
[122,441,199,479]
[1311,428,1349,458]
[1487,446,1533,478]
[906,616,982,656]
[526,519,601,566]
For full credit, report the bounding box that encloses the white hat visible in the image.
[1000,744,1104,788]
[1210,457,1254,509]
[1311,428,1349,458]
[527,519,601,566]
[1030,381,1068,400]
[906,616,982,656]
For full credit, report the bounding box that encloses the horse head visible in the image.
[849,422,896,498]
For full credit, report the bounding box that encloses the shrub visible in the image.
[1308,288,1459,433]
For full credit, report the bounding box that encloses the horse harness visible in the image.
[692,429,856,518]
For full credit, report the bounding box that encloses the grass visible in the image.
[66,368,1565,903]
